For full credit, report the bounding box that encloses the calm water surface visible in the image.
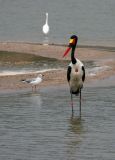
[0,0,115,46]
[0,85,115,160]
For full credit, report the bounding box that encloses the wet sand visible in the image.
[0,42,115,91]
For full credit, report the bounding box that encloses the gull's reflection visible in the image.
[19,91,42,110]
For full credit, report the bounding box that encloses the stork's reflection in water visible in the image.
[65,115,85,159]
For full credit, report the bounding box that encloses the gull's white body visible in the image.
[21,74,43,91]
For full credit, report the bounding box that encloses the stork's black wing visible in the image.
[82,66,85,82]
[67,66,72,82]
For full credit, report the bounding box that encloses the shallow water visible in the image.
[0,85,115,160]
[0,0,115,46]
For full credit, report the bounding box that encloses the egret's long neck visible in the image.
[46,13,48,24]
[71,46,76,64]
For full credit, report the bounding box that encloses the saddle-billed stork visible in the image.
[63,35,85,115]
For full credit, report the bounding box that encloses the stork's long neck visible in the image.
[46,13,48,25]
[71,46,76,64]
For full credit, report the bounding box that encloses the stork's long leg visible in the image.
[79,89,81,116]
[71,93,74,114]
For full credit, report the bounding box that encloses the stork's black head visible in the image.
[63,35,78,57]
[69,35,78,48]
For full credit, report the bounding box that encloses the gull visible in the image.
[21,74,44,92]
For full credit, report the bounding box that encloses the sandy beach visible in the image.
[0,42,115,91]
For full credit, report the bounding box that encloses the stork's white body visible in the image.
[68,58,84,94]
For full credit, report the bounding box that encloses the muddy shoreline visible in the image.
[0,42,115,91]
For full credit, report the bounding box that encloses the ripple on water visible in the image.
[0,85,115,160]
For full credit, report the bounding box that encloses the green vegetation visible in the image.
[0,51,58,64]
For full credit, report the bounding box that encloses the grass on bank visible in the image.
[0,51,93,68]
[0,51,59,64]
